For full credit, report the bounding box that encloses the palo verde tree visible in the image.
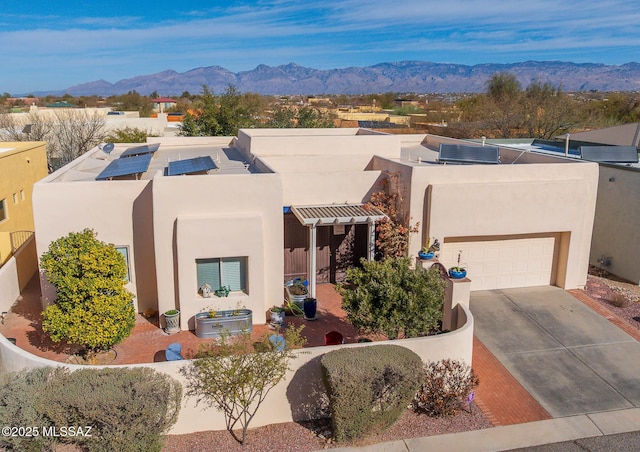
[181,326,306,445]
[40,229,136,354]
[339,257,445,339]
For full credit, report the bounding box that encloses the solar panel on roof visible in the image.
[438,144,500,164]
[96,154,152,180]
[579,146,639,163]
[120,143,160,158]
[167,156,218,176]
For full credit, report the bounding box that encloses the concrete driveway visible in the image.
[471,286,640,417]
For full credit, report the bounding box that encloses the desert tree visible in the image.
[181,326,306,445]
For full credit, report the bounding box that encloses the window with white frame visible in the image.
[115,246,131,282]
[197,257,247,293]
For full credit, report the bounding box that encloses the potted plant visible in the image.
[164,309,180,334]
[269,305,285,327]
[303,297,317,320]
[285,278,309,309]
[418,238,440,260]
[215,286,230,297]
[448,250,467,279]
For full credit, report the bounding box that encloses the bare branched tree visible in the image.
[0,109,106,171]
[51,110,106,169]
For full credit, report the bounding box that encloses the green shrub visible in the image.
[104,126,154,143]
[320,345,423,442]
[0,367,58,451]
[414,359,479,417]
[339,257,445,339]
[40,229,136,353]
[37,367,182,452]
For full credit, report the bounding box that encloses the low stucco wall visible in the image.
[0,304,473,434]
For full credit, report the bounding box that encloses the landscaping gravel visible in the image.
[162,408,492,451]
[583,273,640,328]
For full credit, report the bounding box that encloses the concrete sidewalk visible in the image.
[328,408,640,452]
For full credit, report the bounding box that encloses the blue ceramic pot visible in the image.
[449,268,467,279]
[418,251,435,260]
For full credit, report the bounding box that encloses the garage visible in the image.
[439,235,558,291]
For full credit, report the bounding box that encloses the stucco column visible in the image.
[308,225,317,298]
[367,218,376,260]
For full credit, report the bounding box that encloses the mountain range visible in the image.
[42,61,640,96]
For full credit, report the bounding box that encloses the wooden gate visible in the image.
[284,214,367,284]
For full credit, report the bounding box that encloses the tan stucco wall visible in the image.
[32,179,156,312]
[371,158,599,290]
[152,174,284,327]
[258,154,375,173]
[591,165,640,284]
[237,129,401,159]
[420,163,598,289]
[280,171,383,206]
[0,142,48,263]
[175,214,268,329]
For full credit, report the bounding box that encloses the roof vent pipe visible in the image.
[565,134,570,157]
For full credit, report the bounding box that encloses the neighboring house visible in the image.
[32,129,598,331]
[561,123,640,284]
[0,142,48,265]
[152,97,177,113]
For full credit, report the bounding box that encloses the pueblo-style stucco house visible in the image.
[32,129,598,331]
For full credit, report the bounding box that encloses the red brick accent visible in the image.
[472,337,552,426]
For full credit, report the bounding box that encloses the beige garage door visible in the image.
[440,237,556,291]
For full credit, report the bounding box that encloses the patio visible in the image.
[0,275,364,365]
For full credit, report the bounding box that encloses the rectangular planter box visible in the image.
[195,309,253,339]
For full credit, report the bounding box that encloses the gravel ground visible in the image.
[583,271,640,327]
[162,408,492,451]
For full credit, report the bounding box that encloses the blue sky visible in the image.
[2,0,640,94]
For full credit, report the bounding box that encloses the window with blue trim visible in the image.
[197,257,247,293]
[115,246,130,282]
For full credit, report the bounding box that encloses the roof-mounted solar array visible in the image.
[579,146,639,163]
[120,143,160,158]
[96,154,152,180]
[166,156,218,176]
[438,144,500,164]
